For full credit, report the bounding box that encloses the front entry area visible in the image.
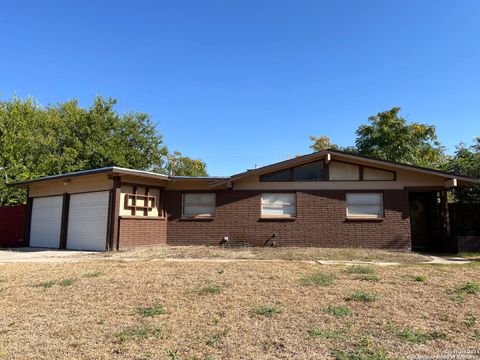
[409,190,449,252]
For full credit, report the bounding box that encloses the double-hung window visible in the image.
[346,193,383,219]
[261,193,296,218]
[182,193,216,218]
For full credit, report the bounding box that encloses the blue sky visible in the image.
[1,1,479,176]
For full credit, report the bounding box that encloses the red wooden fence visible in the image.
[0,205,27,248]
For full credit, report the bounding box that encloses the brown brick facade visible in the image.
[164,190,412,250]
[118,217,167,249]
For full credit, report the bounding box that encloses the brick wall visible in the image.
[164,190,411,250]
[118,217,167,249]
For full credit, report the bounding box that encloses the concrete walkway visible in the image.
[0,248,97,264]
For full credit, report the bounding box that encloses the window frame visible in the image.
[260,192,297,219]
[345,192,384,219]
[182,193,216,218]
[259,160,326,182]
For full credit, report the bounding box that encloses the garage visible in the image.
[30,196,63,248]
[66,191,110,251]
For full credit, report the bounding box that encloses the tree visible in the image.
[166,151,208,176]
[309,136,357,154]
[443,138,480,205]
[355,107,445,167]
[0,95,207,205]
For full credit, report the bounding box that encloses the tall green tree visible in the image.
[443,138,480,204]
[309,107,445,168]
[0,95,207,205]
[166,151,208,177]
[355,107,445,167]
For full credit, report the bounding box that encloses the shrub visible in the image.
[345,291,378,303]
[301,272,336,287]
[347,266,375,275]
[253,306,283,316]
[325,306,352,317]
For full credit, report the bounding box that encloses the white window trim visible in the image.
[182,193,216,218]
[346,193,384,219]
[260,193,297,218]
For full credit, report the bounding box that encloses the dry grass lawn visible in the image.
[0,247,479,359]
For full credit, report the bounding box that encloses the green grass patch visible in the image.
[57,279,75,287]
[331,347,392,360]
[396,328,447,343]
[325,305,352,317]
[456,281,479,295]
[464,313,476,327]
[301,272,336,287]
[346,265,375,275]
[83,271,104,278]
[116,325,162,343]
[345,291,378,303]
[253,306,283,316]
[308,328,344,340]
[359,274,381,282]
[200,285,221,295]
[205,327,229,347]
[136,303,166,317]
[413,275,427,282]
[33,280,57,289]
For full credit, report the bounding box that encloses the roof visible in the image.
[7,167,169,186]
[7,149,480,188]
[7,167,228,187]
[209,149,480,186]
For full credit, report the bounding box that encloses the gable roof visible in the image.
[209,149,480,186]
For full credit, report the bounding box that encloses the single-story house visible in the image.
[9,149,480,252]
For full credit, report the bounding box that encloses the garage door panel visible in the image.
[66,191,109,251]
[30,196,63,248]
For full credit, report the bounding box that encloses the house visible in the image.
[9,150,480,252]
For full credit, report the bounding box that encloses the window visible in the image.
[182,193,216,218]
[293,161,324,181]
[259,169,291,182]
[261,193,296,218]
[260,161,324,182]
[346,193,383,219]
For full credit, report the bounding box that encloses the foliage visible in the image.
[355,108,445,167]
[444,138,480,205]
[136,303,166,317]
[346,265,375,274]
[396,328,447,343]
[309,108,445,168]
[0,95,207,205]
[345,291,379,302]
[252,306,283,316]
[166,151,208,177]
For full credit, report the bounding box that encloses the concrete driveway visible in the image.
[0,248,98,264]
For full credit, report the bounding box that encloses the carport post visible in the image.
[59,193,70,249]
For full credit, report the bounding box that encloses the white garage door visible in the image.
[30,196,63,248]
[66,191,110,251]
